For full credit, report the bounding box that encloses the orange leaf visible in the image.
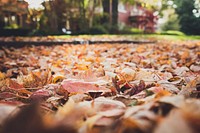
[8,79,24,90]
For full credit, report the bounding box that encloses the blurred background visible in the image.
[0,0,200,36]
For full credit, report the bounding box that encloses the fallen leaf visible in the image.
[179,77,200,98]
[29,89,52,101]
[61,79,111,94]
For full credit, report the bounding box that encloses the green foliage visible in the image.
[120,0,135,5]
[174,0,200,35]
[130,28,144,33]
[4,24,19,29]
[89,25,108,34]
[161,14,180,31]
[28,29,47,36]
[96,23,118,34]
[119,26,143,34]
[159,30,185,36]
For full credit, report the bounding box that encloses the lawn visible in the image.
[56,34,200,42]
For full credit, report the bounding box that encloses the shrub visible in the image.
[28,29,47,36]
[161,14,180,31]
[89,25,108,34]
[4,24,19,29]
[159,30,185,36]
[119,26,143,34]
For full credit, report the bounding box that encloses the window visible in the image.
[118,3,127,13]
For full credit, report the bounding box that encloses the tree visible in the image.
[112,0,118,26]
[102,0,110,24]
[88,0,102,28]
[40,1,58,33]
[174,0,200,35]
[53,0,68,32]
[161,12,180,31]
[102,0,118,31]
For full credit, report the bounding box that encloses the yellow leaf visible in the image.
[155,90,171,99]
[52,75,65,83]
[0,72,6,81]
[56,98,75,119]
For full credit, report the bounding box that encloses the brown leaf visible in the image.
[1,103,77,133]
[179,77,200,98]
[155,109,193,133]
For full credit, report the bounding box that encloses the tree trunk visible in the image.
[54,0,67,33]
[112,0,118,26]
[78,0,87,30]
[88,0,96,28]
[103,0,110,14]
[102,0,118,26]
[102,0,110,24]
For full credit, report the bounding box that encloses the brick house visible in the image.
[0,0,29,28]
[118,2,158,33]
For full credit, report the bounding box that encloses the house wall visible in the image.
[118,2,157,32]
[0,0,29,28]
[118,3,131,27]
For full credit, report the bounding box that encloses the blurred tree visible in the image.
[28,9,42,30]
[40,1,58,33]
[161,12,180,31]
[102,0,118,32]
[174,0,200,35]
[40,0,93,34]
[112,0,118,26]
[77,0,88,32]
[88,0,102,28]
[102,0,110,27]
[54,0,67,32]
[159,0,180,31]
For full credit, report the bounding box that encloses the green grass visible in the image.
[137,34,200,41]
[55,34,200,41]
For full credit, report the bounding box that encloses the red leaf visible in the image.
[0,92,16,99]
[29,89,51,101]
[61,79,111,94]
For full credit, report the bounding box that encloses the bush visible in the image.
[161,13,180,31]
[28,29,48,36]
[89,25,108,34]
[175,0,200,35]
[0,29,31,36]
[4,24,19,29]
[119,26,143,34]
[130,28,144,34]
[159,30,185,36]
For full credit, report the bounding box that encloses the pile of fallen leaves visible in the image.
[0,40,200,133]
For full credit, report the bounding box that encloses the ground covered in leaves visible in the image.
[0,40,200,133]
